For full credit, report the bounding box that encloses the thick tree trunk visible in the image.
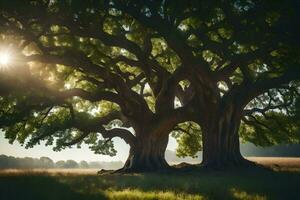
[120,133,170,172]
[201,106,251,169]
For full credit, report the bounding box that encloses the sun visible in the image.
[0,51,11,67]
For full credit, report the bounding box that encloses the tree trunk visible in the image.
[201,106,251,169]
[120,133,170,172]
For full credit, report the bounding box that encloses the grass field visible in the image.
[0,157,300,200]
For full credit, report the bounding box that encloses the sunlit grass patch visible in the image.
[230,188,267,200]
[105,189,205,200]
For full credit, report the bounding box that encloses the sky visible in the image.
[0,132,178,162]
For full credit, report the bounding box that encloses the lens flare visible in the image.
[0,52,11,67]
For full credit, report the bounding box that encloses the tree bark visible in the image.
[201,105,251,169]
[119,132,170,172]
[115,111,184,173]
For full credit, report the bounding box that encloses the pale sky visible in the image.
[0,132,178,162]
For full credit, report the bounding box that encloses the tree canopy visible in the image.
[0,0,299,171]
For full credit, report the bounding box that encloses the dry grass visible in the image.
[248,157,300,171]
[0,168,99,176]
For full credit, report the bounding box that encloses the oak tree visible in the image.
[0,0,197,172]
[0,0,299,171]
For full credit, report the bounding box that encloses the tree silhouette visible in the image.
[79,160,89,168]
[0,0,299,171]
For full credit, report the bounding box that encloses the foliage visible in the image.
[0,0,299,161]
[171,121,202,158]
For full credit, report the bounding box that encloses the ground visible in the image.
[0,157,299,200]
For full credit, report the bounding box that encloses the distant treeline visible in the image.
[0,155,123,169]
[1,144,299,169]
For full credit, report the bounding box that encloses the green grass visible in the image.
[0,166,299,200]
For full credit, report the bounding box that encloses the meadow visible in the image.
[0,157,300,200]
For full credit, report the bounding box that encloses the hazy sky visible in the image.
[0,132,178,162]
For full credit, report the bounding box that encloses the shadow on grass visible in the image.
[0,175,106,200]
[0,167,299,200]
